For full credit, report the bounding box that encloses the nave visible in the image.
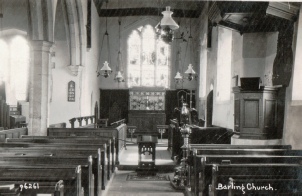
[0,123,302,196]
[0,1,302,195]
[103,141,184,196]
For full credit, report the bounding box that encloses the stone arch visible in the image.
[28,0,54,42]
[60,0,86,76]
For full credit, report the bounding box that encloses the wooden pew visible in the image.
[0,145,103,195]
[190,154,302,196]
[188,146,302,196]
[4,141,109,193]
[49,122,67,128]
[47,126,127,165]
[20,135,116,173]
[169,119,233,160]
[209,163,302,196]
[228,177,302,195]
[0,127,27,142]
[0,181,64,196]
[6,137,113,178]
[6,144,110,192]
[189,144,292,150]
[0,156,93,196]
[0,165,83,196]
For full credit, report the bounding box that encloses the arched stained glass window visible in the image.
[127,24,170,88]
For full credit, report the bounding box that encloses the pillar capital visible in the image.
[67,64,84,76]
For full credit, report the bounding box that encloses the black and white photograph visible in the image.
[0,0,301,195]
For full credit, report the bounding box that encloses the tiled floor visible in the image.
[103,139,184,196]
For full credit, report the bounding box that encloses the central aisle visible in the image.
[104,170,184,196]
[103,139,184,196]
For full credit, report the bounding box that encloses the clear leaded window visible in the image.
[127,25,170,88]
[0,36,30,103]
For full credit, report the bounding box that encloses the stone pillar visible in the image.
[28,41,53,136]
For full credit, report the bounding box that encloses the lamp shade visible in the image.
[115,71,124,82]
[174,72,183,80]
[100,61,112,71]
[185,64,196,74]
[160,6,179,30]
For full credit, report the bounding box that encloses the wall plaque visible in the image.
[68,81,75,102]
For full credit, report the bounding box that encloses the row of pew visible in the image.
[0,127,123,196]
[187,144,302,196]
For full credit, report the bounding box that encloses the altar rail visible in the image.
[69,115,95,128]
[110,119,125,126]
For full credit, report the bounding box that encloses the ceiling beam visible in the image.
[266,2,299,21]
[98,8,201,18]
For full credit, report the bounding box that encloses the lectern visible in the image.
[135,132,158,175]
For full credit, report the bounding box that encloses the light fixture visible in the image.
[97,1,112,78]
[174,20,197,83]
[114,18,125,83]
[185,64,196,81]
[174,49,183,84]
[115,71,124,82]
[100,61,111,78]
[156,6,179,44]
[184,20,197,81]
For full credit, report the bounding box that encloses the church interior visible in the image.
[0,0,302,195]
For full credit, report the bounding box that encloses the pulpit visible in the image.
[135,132,159,175]
[233,86,285,139]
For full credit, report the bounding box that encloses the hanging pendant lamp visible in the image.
[184,20,197,81]
[115,18,125,82]
[156,6,179,44]
[97,1,112,78]
[174,49,183,84]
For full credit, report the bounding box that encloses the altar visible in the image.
[128,88,166,133]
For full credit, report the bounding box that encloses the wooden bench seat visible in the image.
[188,147,302,196]
[0,156,94,196]
[0,128,27,142]
[20,135,117,169]
[47,126,127,165]
[227,177,302,195]
[190,154,302,196]
[193,148,302,156]
[208,163,302,196]
[0,181,64,196]
[0,143,108,192]
[0,165,83,196]
[6,138,114,177]
[189,144,292,150]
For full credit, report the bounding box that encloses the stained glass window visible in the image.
[127,25,170,88]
